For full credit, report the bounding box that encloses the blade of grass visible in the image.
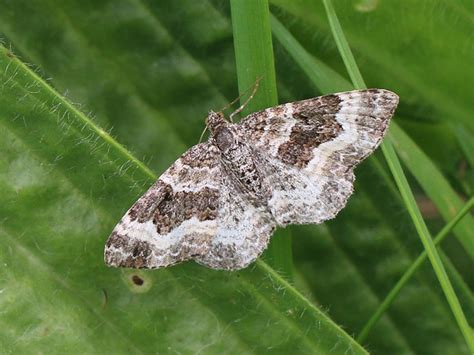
[270,16,353,93]
[455,126,474,167]
[322,0,474,350]
[357,197,474,343]
[230,0,278,112]
[230,0,293,278]
[388,123,474,255]
[321,0,366,88]
[381,140,474,352]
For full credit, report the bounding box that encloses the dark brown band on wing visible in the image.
[128,181,219,234]
[152,185,219,234]
[277,95,343,168]
[105,231,154,268]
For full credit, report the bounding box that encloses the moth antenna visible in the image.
[229,76,262,122]
[219,92,246,114]
[198,124,208,143]
[219,76,263,115]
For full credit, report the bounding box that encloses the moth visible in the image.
[104,89,399,270]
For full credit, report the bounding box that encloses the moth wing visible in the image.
[105,142,276,270]
[240,89,399,226]
[104,143,222,269]
[195,171,276,270]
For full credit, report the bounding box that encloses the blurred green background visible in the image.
[0,0,472,354]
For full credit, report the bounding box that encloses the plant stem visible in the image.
[230,0,293,279]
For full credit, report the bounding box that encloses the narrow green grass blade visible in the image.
[230,0,293,277]
[389,123,474,257]
[1,42,372,354]
[455,126,474,195]
[321,1,474,350]
[270,15,353,93]
[455,127,474,167]
[230,0,278,113]
[357,197,474,343]
[321,0,366,88]
[381,140,474,352]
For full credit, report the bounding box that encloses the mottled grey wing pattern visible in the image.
[240,89,399,226]
[105,89,398,270]
[195,171,276,269]
[104,143,276,270]
[104,143,221,268]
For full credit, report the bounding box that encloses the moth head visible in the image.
[206,110,226,132]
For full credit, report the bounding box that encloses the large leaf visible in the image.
[0,45,366,353]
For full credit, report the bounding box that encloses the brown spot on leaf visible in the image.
[132,275,144,286]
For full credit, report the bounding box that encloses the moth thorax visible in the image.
[214,126,234,152]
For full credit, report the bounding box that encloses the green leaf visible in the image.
[0,41,366,354]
